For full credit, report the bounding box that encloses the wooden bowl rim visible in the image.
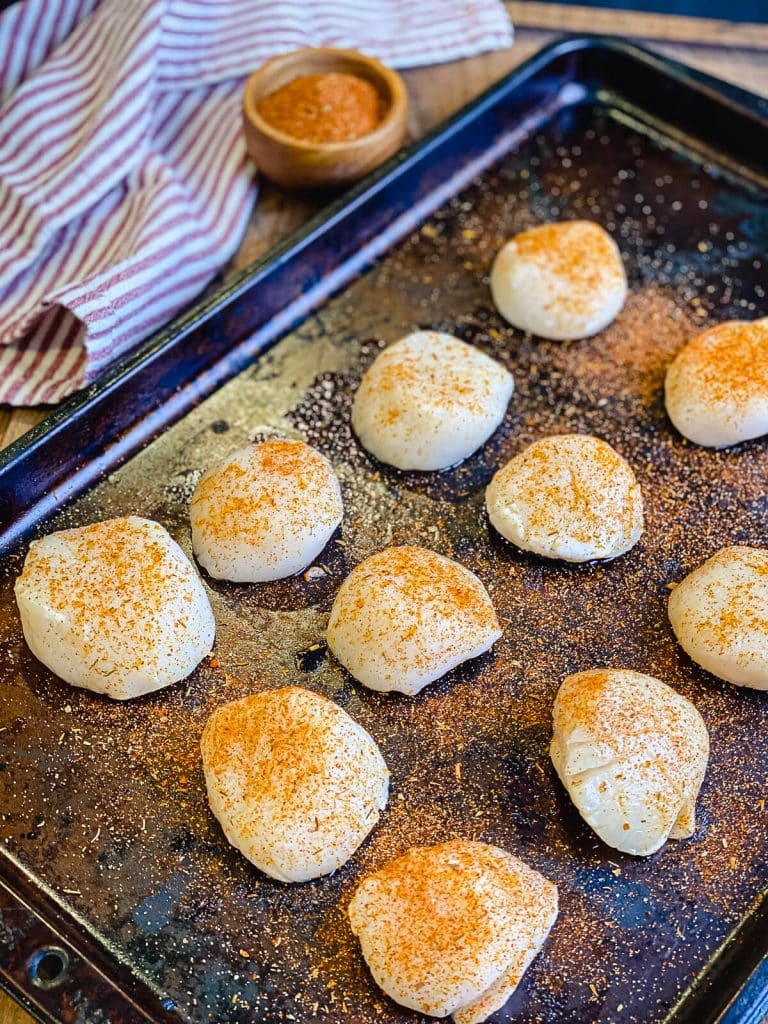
[242,47,408,155]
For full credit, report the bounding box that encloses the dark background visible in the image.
[517,0,767,20]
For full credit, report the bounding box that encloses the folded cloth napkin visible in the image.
[0,0,513,406]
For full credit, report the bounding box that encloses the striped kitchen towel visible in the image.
[0,0,513,406]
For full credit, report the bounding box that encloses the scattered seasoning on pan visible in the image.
[256,72,384,144]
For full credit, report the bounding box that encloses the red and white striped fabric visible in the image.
[0,0,513,406]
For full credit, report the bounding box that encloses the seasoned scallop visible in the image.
[351,331,514,471]
[190,438,343,582]
[490,221,627,340]
[668,545,768,690]
[326,545,501,695]
[14,516,215,700]
[486,434,643,562]
[550,669,709,856]
[664,318,768,447]
[201,687,389,882]
[348,839,558,1024]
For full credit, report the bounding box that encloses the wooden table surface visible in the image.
[1,6,767,1024]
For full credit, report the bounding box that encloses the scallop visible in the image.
[326,545,501,695]
[348,839,558,1024]
[668,545,768,690]
[490,221,627,340]
[14,516,215,700]
[351,331,514,471]
[190,438,343,582]
[201,686,389,882]
[485,434,643,562]
[664,318,768,447]
[550,669,709,856]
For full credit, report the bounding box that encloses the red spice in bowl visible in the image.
[255,72,385,144]
[242,48,408,188]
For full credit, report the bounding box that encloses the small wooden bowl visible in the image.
[242,48,408,190]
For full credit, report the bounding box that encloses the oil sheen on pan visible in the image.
[0,101,767,1024]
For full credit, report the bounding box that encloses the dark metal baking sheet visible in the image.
[1,36,767,1024]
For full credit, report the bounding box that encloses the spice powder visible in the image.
[256,72,385,144]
